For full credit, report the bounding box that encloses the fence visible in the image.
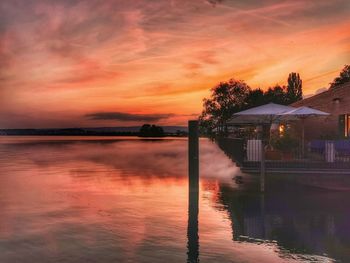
[309,140,350,162]
[243,139,350,171]
[216,137,350,172]
[216,137,244,166]
[243,139,350,163]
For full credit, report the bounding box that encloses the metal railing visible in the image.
[215,137,350,172]
[242,139,350,171]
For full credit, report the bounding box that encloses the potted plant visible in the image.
[271,132,299,160]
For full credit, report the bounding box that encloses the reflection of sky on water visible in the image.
[0,137,239,180]
[0,137,345,262]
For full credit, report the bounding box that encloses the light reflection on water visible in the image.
[0,136,348,262]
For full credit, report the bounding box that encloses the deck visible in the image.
[216,137,350,176]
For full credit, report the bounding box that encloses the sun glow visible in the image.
[0,0,349,128]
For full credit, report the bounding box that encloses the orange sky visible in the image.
[0,0,349,128]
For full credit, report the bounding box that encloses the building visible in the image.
[292,82,350,140]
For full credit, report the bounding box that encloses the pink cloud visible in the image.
[0,0,349,128]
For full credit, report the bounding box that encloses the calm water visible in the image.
[0,136,349,262]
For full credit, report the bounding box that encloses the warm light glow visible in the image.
[279,124,285,136]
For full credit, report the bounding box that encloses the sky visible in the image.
[0,0,349,128]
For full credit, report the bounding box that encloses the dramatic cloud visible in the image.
[85,112,175,122]
[206,0,224,7]
[0,0,349,128]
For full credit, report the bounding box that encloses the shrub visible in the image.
[271,132,299,153]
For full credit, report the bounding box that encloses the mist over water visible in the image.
[0,137,348,262]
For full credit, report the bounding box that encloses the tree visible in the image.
[198,112,215,135]
[286,72,302,104]
[199,74,304,135]
[139,124,164,137]
[264,85,287,105]
[244,88,265,109]
[330,65,350,88]
[200,79,251,134]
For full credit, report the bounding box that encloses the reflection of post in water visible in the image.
[187,120,199,263]
[260,194,266,239]
[187,183,199,263]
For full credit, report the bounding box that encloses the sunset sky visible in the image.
[1,0,349,128]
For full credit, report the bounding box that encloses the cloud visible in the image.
[0,0,349,128]
[315,87,328,94]
[85,112,175,122]
[206,0,224,7]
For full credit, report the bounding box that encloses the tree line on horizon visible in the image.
[139,124,165,137]
[199,65,350,134]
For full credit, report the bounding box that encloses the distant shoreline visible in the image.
[0,126,188,137]
[0,134,187,137]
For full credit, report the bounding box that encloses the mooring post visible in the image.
[260,193,266,238]
[260,140,265,193]
[188,120,199,191]
[187,120,199,263]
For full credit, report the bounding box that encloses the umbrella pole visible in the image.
[302,118,305,158]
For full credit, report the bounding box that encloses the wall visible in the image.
[291,83,350,140]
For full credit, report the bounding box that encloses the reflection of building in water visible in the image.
[243,216,265,239]
[217,184,350,262]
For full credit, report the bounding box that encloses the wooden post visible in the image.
[188,120,199,191]
[187,120,199,262]
[260,193,266,238]
[260,140,265,193]
[301,118,305,158]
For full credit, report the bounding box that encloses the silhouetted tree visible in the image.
[264,85,287,105]
[201,79,251,134]
[286,72,302,104]
[199,74,304,135]
[198,112,215,135]
[244,88,265,109]
[330,65,350,88]
[139,124,164,137]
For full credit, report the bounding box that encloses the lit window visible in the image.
[344,114,350,138]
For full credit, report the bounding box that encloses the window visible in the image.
[339,114,350,138]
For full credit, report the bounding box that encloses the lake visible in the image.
[0,136,349,262]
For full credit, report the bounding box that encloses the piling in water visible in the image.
[187,120,199,263]
[188,120,199,191]
[260,141,265,193]
[187,183,199,263]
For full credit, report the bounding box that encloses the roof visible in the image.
[292,82,350,108]
[280,106,329,116]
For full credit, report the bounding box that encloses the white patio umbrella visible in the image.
[227,103,296,144]
[279,106,330,157]
[228,103,296,125]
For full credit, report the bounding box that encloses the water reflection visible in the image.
[187,124,200,263]
[187,182,199,263]
[0,137,347,262]
[218,183,350,262]
[0,137,238,180]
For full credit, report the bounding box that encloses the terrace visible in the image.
[219,103,350,176]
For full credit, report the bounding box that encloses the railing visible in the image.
[309,140,350,162]
[216,137,244,166]
[242,139,350,162]
[215,137,350,172]
[242,139,350,171]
